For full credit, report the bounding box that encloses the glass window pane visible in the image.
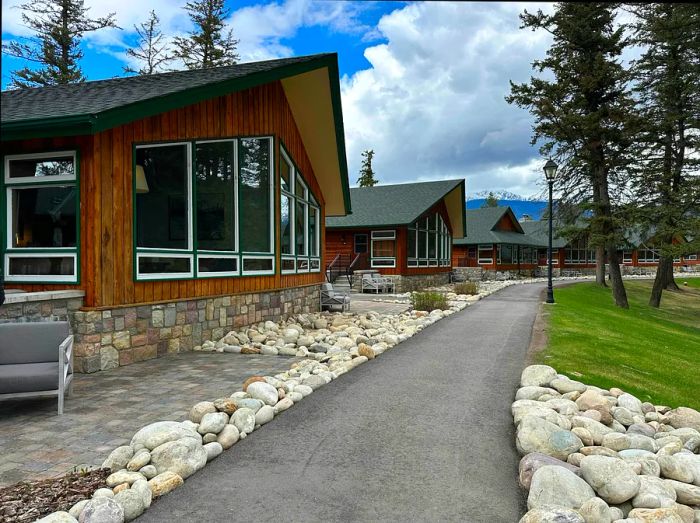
[373,239,395,257]
[243,257,273,272]
[297,259,309,271]
[309,207,318,257]
[136,144,189,250]
[428,231,437,258]
[408,229,416,258]
[9,156,74,179]
[196,141,235,251]
[354,234,368,254]
[296,200,307,256]
[295,174,306,198]
[280,154,291,192]
[281,258,295,271]
[281,194,293,255]
[198,257,237,273]
[310,259,320,270]
[418,230,427,259]
[8,256,74,276]
[11,186,77,248]
[239,138,271,253]
[138,256,190,274]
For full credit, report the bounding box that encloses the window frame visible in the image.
[133,136,276,282]
[478,244,494,265]
[279,144,321,274]
[370,229,396,268]
[408,211,452,268]
[3,150,81,284]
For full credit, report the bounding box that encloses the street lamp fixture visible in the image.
[543,159,558,304]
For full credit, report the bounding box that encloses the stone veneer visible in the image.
[1,285,319,374]
[0,291,84,325]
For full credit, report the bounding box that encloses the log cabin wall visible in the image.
[2,81,326,308]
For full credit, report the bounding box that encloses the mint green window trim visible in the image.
[2,150,81,284]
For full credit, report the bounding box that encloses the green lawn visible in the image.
[536,279,700,410]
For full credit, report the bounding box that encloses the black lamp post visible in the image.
[543,159,558,304]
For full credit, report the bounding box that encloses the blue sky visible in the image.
[2,1,557,197]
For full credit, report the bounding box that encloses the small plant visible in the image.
[454,281,478,295]
[411,291,448,311]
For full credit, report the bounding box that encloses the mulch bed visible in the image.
[0,468,110,522]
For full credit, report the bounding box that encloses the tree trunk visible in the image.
[649,256,678,307]
[607,243,629,308]
[595,245,606,286]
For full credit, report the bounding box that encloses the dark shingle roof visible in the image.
[520,220,568,249]
[326,179,464,229]
[454,207,545,247]
[1,54,329,124]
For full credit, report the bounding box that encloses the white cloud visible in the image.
[341,1,555,197]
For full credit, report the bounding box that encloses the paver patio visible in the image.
[0,352,299,487]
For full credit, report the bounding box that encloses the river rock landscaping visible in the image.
[29,285,500,522]
[515,364,700,523]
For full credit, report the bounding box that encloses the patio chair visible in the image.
[321,282,350,312]
[0,322,74,415]
[371,273,395,293]
[361,274,383,293]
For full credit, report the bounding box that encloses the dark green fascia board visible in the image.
[1,114,96,141]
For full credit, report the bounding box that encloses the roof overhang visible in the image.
[1,54,351,216]
[443,181,466,238]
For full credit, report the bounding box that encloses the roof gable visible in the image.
[326,179,466,237]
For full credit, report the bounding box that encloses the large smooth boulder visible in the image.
[513,401,572,430]
[231,408,256,434]
[149,437,207,479]
[580,455,641,504]
[113,489,145,522]
[147,471,183,498]
[627,507,685,522]
[577,497,613,523]
[572,416,616,445]
[102,446,134,472]
[664,480,700,505]
[246,382,279,406]
[673,453,700,487]
[189,402,217,423]
[37,513,78,523]
[130,421,201,451]
[618,394,644,415]
[632,475,677,509]
[519,507,584,523]
[78,498,124,523]
[658,455,695,484]
[519,452,582,490]
[516,415,583,460]
[521,365,558,387]
[667,408,700,432]
[517,387,559,401]
[198,412,229,435]
[528,465,596,510]
[601,432,656,452]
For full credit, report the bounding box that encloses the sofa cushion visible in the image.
[0,363,59,394]
[0,322,69,364]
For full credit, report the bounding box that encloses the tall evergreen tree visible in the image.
[507,2,635,308]
[3,0,117,88]
[174,0,239,69]
[481,192,499,208]
[357,149,378,187]
[628,3,700,308]
[123,10,174,75]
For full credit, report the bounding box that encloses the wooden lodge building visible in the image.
[452,207,700,276]
[0,53,351,373]
[325,180,466,291]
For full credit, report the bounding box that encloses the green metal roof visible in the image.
[326,179,466,236]
[454,207,548,247]
[1,53,351,215]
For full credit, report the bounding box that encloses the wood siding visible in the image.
[2,82,327,307]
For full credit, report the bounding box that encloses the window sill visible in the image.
[2,289,85,304]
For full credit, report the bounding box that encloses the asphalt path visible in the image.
[140,283,545,522]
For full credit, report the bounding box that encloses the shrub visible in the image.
[454,281,478,295]
[411,291,449,311]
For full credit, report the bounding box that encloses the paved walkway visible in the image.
[141,283,545,522]
[0,353,297,486]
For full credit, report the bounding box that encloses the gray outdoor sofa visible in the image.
[0,322,74,415]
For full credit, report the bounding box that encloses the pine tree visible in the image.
[3,0,117,88]
[507,3,635,308]
[174,0,239,70]
[123,10,174,75]
[357,150,378,187]
[481,192,499,208]
[628,3,700,308]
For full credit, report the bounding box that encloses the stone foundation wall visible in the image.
[72,284,320,373]
[392,272,451,292]
[0,294,84,325]
[1,286,319,374]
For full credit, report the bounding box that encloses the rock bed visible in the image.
[36,288,497,522]
[515,364,700,523]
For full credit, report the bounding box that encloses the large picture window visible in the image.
[407,212,451,267]
[3,151,79,283]
[134,137,274,280]
[565,238,595,265]
[371,230,396,268]
[279,146,320,274]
